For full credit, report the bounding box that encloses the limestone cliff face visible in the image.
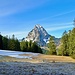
[25,24,50,46]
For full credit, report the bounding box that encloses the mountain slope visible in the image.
[25,24,50,46]
[24,24,60,47]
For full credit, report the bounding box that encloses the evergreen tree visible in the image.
[8,38,16,50]
[48,36,56,55]
[60,31,69,56]
[0,34,3,49]
[25,41,28,51]
[20,41,42,53]
[8,35,20,51]
[2,36,8,50]
[32,42,38,52]
[31,42,42,53]
[20,41,24,51]
[20,41,28,52]
[28,40,32,52]
[58,27,75,58]
[69,28,75,56]
[15,39,20,51]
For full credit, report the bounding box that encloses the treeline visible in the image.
[0,34,42,53]
[57,28,75,58]
[20,40,42,53]
[46,28,75,59]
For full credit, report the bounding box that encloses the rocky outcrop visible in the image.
[25,24,50,46]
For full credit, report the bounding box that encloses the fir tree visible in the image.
[69,28,75,56]
[60,31,69,56]
[20,41,28,52]
[48,36,56,55]
[15,39,20,51]
[8,35,20,51]
[0,34,3,49]
[2,36,8,50]
[28,40,32,52]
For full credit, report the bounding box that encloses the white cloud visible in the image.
[51,10,75,18]
[33,10,75,22]
[0,0,49,17]
[46,25,73,31]
[2,31,29,39]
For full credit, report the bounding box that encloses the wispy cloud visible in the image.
[46,24,73,31]
[45,22,73,27]
[0,0,48,17]
[33,10,75,22]
[51,10,75,18]
[2,31,29,39]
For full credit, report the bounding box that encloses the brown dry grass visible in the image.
[0,54,75,63]
[32,54,75,63]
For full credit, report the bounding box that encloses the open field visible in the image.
[0,50,75,75]
[0,54,75,63]
[0,55,75,75]
[0,62,75,75]
[0,50,75,63]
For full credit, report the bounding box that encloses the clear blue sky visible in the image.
[0,0,75,39]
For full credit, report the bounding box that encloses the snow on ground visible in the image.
[0,50,39,59]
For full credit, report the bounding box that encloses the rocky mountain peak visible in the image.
[25,24,50,46]
[35,24,42,28]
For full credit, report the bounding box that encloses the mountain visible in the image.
[25,24,50,46]
[24,24,60,47]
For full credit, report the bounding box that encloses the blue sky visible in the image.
[0,0,75,39]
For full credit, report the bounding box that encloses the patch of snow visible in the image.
[0,50,39,59]
[35,24,41,28]
[9,55,32,59]
[43,39,47,42]
[47,41,49,43]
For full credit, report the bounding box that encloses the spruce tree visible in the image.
[48,36,56,55]
[0,34,3,49]
[28,40,32,52]
[2,36,8,50]
[20,41,28,52]
[8,38,15,50]
[8,35,20,51]
[60,31,69,56]
[69,28,75,56]
[15,39,20,51]
[31,42,42,53]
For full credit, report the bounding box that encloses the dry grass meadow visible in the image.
[0,54,75,63]
[0,54,75,75]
